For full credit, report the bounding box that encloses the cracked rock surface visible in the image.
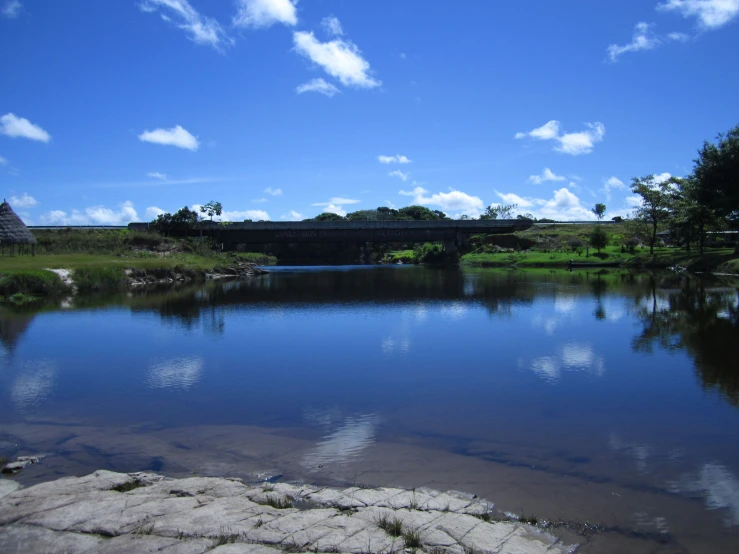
[0,471,577,553]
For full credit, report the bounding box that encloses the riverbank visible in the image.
[0,470,573,553]
[459,246,739,273]
[0,252,275,304]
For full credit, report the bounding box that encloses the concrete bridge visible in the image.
[128,219,533,251]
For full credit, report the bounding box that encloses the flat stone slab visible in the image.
[0,470,578,553]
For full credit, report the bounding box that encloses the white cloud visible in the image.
[264,187,282,196]
[0,113,51,142]
[322,204,346,217]
[378,154,412,164]
[607,22,661,61]
[40,201,139,225]
[658,0,739,29]
[312,197,360,206]
[192,204,270,221]
[1,0,21,18]
[145,206,166,219]
[556,123,606,155]
[398,186,484,218]
[626,195,643,208]
[233,0,297,28]
[604,176,626,191]
[280,210,304,221]
[139,0,232,50]
[516,120,560,140]
[653,172,673,183]
[321,15,343,36]
[296,78,341,97]
[252,197,268,203]
[389,170,410,181]
[293,31,380,88]
[668,31,691,41]
[515,120,605,155]
[147,171,167,180]
[494,190,534,208]
[0,155,7,165]
[8,192,38,208]
[138,125,199,151]
[529,167,566,185]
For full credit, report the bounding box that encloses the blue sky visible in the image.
[1,0,738,224]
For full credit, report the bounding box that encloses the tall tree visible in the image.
[481,203,517,220]
[693,123,739,252]
[200,200,223,223]
[669,177,722,254]
[592,203,606,222]
[631,175,673,255]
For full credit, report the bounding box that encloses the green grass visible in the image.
[0,269,69,303]
[263,495,293,509]
[73,266,128,292]
[376,514,404,537]
[402,528,422,549]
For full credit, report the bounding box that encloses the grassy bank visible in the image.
[461,222,739,272]
[0,229,277,303]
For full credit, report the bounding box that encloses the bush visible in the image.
[624,237,640,254]
[0,271,68,297]
[568,237,584,251]
[73,267,127,292]
[589,226,608,254]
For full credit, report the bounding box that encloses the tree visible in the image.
[693,122,739,252]
[631,175,674,255]
[592,203,606,222]
[589,225,608,254]
[668,177,723,254]
[693,123,739,220]
[310,212,345,222]
[481,203,517,220]
[200,201,222,223]
[397,205,443,220]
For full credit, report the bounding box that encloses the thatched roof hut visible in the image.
[0,200,36,246]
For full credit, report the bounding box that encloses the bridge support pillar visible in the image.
[443,239,458,253]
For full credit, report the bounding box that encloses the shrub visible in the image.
[568,237,584,251]
[589,226,608,254]
[0,271,68,298]
[73,267,127,292]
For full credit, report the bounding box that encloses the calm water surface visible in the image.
[1,267,738,552]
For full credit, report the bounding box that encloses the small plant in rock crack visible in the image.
[133,521,155,535]
[376,514,404,537]
[254,516,264,528]
[265,495,293,509]
[402,528,422,550]
[215,526,239,545]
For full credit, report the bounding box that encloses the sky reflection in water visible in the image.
[1,267,738,531]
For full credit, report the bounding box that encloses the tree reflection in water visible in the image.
[631,274,739,406]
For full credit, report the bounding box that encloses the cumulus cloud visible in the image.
[0,113,51,142]
[607,22,661,61]
[492,188,598,221]
[515,120,560,141]
[8,192,38,208]
[40,201,139,225]
[1,0,21,18]
[389,170,410,181]
[399,186,484,218]
[604,176,626,191]
[139,0,232,50]
[233,0,297,28]
[0,155,6,165]
[293,31,380,88]
[147,171,167,180]
[515,120,605,155]
[264,187,282,196]
[145,206,166,219]
[653,172,673,183]
[321,204,346,217]
[191,203,270,221]
[658,0,739,29]
[280,210,304,221]
[529,167,566,185]
[313,197,359,206]
[556,123,606,155]
[321,15,343,36]
[296,78,341,97]
[138,125,199,151]
[378,154,412,164]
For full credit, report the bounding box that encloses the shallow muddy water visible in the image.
[1,267,738,552]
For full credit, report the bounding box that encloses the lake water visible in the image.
[1,266,738,552]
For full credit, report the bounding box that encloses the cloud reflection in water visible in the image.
[669,463,739,526]
[147,356,204,390]
[11,359,56,413]
[524,342,605,382]
[302,413,381,471]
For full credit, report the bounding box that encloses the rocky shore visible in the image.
[0,470,575,553]
[128,262,270,287]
